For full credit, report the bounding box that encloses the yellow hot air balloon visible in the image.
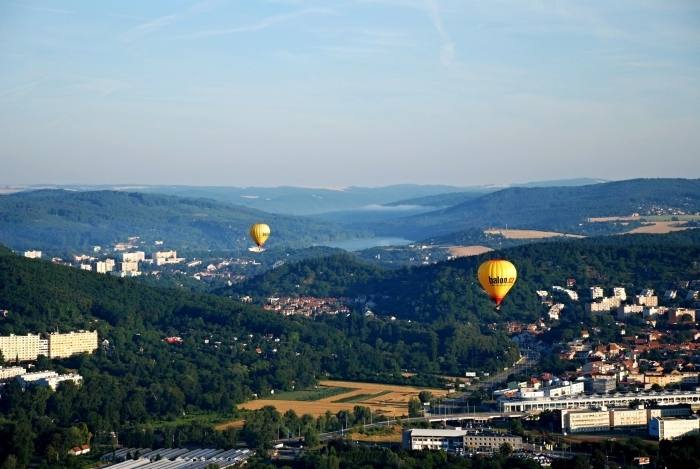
[478,259,517,308]
[249,223,270,252]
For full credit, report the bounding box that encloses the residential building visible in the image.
[613,288,627,301]
[649,416,700,440]
[617,304,644,320]
[635,295,658,307]
[23,250,42,259]
[121,260,139,273]
[48,331,98,359]
[590,287,605,300]
[0,333,41,361]
[669,308,696,324]
[545,381,585,397]
[95,260,115,274]
[122,252,145,263]
[153,250,183,266]
[79,264,92,271]
[664,290,677,300]
[587,297,622,313]
[645,371,699,388]
[0,366,27,380]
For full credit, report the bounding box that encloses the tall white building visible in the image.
[590,287,605,299]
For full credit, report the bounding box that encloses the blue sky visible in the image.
[1,0,699,187]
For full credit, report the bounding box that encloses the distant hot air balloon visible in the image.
[249,223,270,252]
[477,259,517,309]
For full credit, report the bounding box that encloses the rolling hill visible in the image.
[0,190,365,254]
[231,229,700,324]
[374,178,700,240]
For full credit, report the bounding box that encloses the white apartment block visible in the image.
[590,287,605,299]
[0,331,97,362]
[0,334,42,361]
[48,330,98,359]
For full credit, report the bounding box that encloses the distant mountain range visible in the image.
[9,178,606,216]
[0,190,365,254]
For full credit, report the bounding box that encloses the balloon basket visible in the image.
[248,246,265,253]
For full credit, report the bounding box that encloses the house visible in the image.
[68,444,90,456]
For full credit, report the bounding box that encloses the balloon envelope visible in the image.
[477,259,517,306]
[249,223,271,248]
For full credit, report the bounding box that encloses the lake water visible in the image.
[321,237,413,251]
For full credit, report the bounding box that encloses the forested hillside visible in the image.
[233,230,700,324]
[376,178,700,239]
[0,190,364,254]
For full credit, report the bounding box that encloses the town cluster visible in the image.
[261,296,351,317]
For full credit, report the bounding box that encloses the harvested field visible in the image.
[626,221,689,234]
[484,229,584,239]
[237,379,447,418]
[448,245,493,257]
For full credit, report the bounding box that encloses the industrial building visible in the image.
[649,416,700,440]
[500,390,700,413]
[402,428,523,453]
[559,405,692,434]
[100,447,251,468]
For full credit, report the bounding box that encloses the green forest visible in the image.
[0,190,365,254]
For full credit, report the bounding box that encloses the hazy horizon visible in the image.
[2,1,699,187]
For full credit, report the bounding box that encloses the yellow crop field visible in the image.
[484,229,584,239]
[237,379,447,418]
[626,221,689,234]
[448,245,493,257]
